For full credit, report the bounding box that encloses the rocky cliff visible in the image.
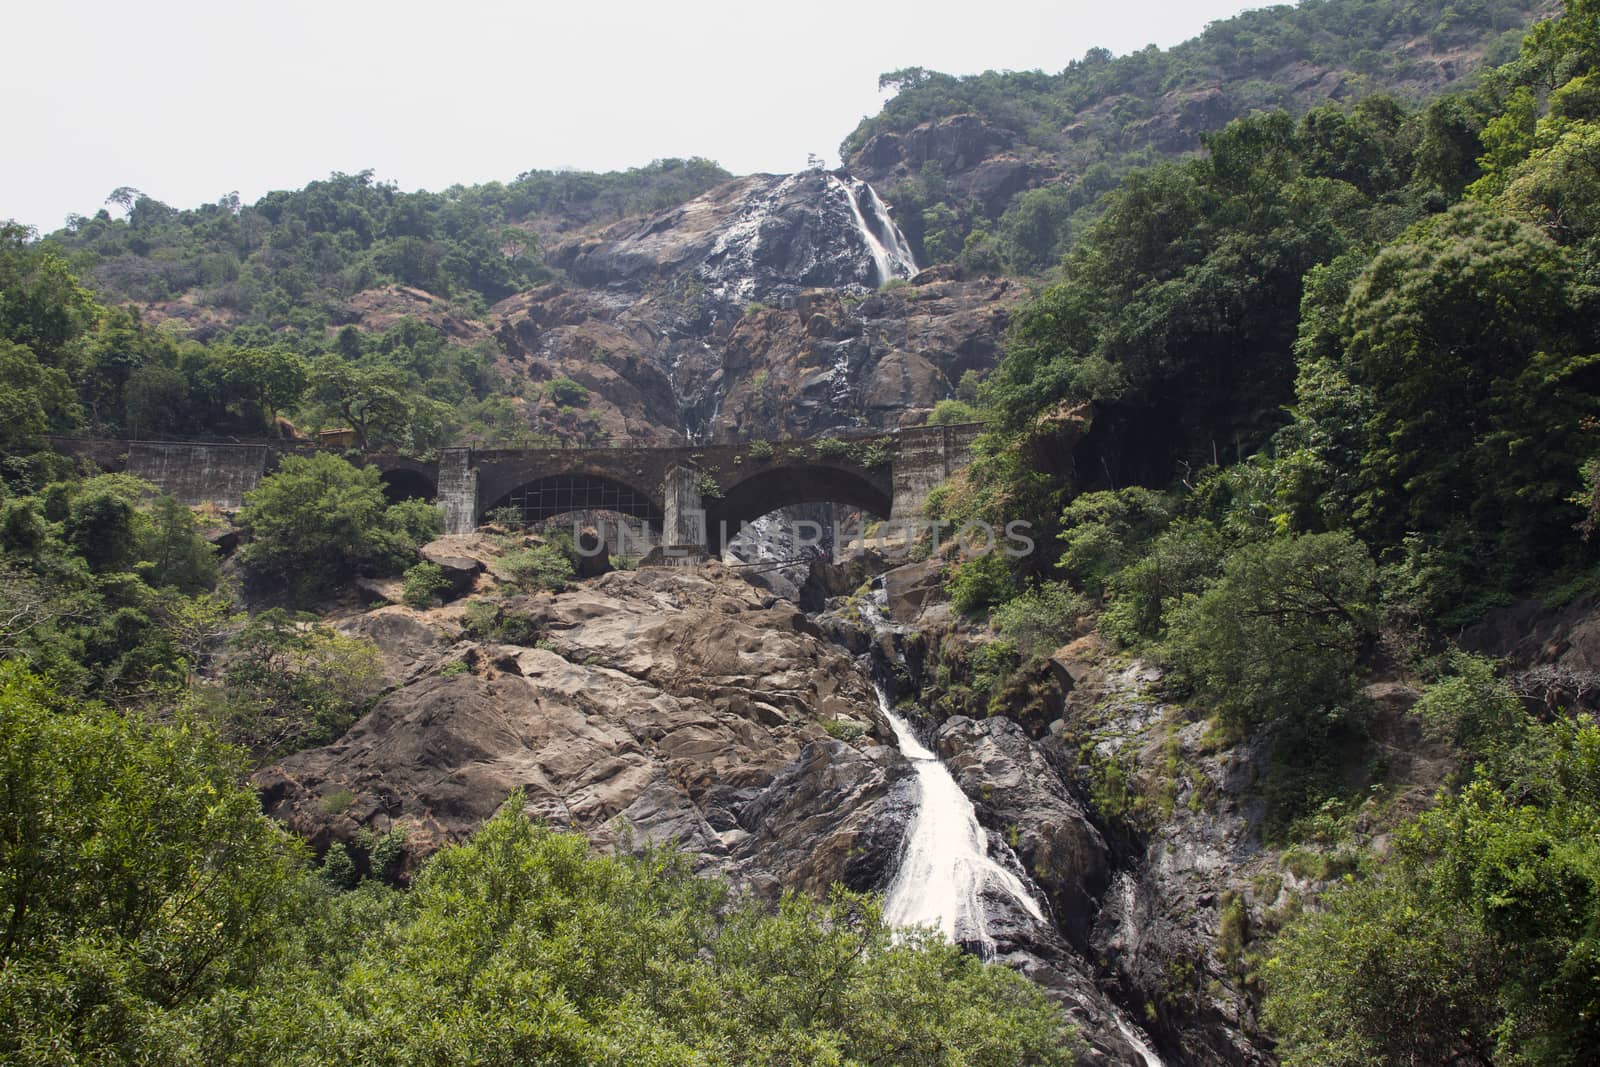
[487,171,1016,441]
[842,1,1553,263]
[131,170,1014,444]
[256,540,1172,1063]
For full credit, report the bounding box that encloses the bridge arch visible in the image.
[486,471,665,529]
[378,467,437,504]
[708,463,893,553]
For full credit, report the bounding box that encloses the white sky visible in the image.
[4,0,1261,232]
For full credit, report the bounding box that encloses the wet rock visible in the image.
[937,716,1110,949]
[882,559,945,622]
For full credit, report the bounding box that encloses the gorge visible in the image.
[7,2,1600,1064]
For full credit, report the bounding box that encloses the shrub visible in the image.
[386,497,446,546]
[853,439,894,469]
[484,504,524,529]
[501,542,575,593]
[823,717,869,741]
[813,437,853,461]
[991,581,1088,658]
[544,377,589,407]
[1097,519,1228,646]
[927,399,981,425]
[401,562,449,609]
[1058,488,1175,599]
[947,552,1014,616]
[461,599,500,637]
[1414,652,1528,762]
[216,609,385,758]
[1165,531,1379,733]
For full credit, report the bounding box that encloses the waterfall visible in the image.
[1113,1015,1169,1067]
[860,180,919,278]
[866,581,1170,1066]
[877,682,1043,956]
[827,174,918,287]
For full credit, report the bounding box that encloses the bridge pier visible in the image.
[439,448,478,535]
[890,424,984,520]
[661,464,706,554]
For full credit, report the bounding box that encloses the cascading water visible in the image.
[826,174,918,287]
[865,583,1170,1066]
[859,179,919,277]
[878,682,1044,957]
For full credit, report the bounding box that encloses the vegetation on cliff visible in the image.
[929,2,1600,1058]
[5,1,1600,1062]
[846,0,1545,272]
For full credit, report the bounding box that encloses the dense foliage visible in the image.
[235,452,443,602]
[51,159,729,325]
[1264,669,1600,1066]
[1,157,730,453]
[922,3,1600,1058]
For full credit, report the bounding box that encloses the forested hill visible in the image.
[46,158,730,325]
[844,0,1552,271]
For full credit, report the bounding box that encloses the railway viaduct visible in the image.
[51,424,980,555]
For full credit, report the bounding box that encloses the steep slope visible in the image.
[257,552,1161,1063]
[844,0,1551,269]
[490,169,1020,439]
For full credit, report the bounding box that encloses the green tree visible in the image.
[232,347,308,429]
[1265,719,1600,1066]
[236,453,438,601]
[1333,203,1600,592]
[0,223,101,369]
[137,492,219,594]
[1165,530,1378,732]
[62,475,147,574]
[0,341,79,450]
[0,665,303,1064]
[308,358,410,450]
[235,798,1078,1065]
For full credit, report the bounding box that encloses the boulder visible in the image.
[419,541,484,600]
[882,559,945,622]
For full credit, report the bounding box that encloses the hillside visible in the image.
[7,2,1600,1064]
[844,0,1552,271]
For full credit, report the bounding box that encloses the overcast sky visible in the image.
[5,0,1262,232]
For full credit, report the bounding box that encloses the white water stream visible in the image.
[867,583,1168,1065]
[877,683,1043,954]
[827,174,918,287]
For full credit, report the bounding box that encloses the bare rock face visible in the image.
[937,716,1110,949]
[547,171,917,304]
[1462,592,1600,710]
[846,20,1529,238]
[475,171,1017,441]
[254,564,914,892]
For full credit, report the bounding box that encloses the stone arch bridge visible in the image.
[55,425,980,555]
